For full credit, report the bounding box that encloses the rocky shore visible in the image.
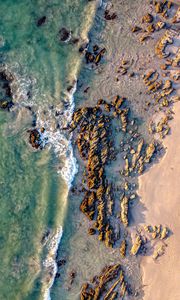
[53,0,179,299]
[0,0,179,299]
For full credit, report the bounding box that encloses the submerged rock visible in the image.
[0,70,14,110]
[36,16,46,27]
[0,99,13,110]
[59,27,71,42]
[28,128,45,149]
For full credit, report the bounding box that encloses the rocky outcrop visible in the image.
[120,196,129,227]
[80,264,127,300]
[131,235,142,256]
[28,128,45,149]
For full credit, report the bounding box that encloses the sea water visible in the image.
[0,1,99,299]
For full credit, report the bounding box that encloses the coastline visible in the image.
[53,0,180,299]
[34,0,180,299]
[0,0,179,299]
[138,101,180,300]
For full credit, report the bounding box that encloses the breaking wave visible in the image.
[36,80,78,186]
[43,227,63,300]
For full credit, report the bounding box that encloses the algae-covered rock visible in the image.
[144,143,155,163]
[120,280,126,298]
[132,139,144,169]
[131,25,142,33]
[155,30,176,59]
[155,2,164,13]
[28,128,44,149]
[163,79,172,90]
[80,191,96,221]
[93,264,121,300]
[153,245,165,260]
[120,240,126,258]
[172,48,180,67]
[160,226,168,239]
[120,108,129,132]
[105,224,114,248]
[148,80,163,92]
[172,6,180,23]
[143,225,152,233]
[131,235,142,255]
[88,228,96,235]
[142,13,153,23]
[139,34,151,43]
[104,278,120,300]
[80,264,127,300]
[106,184,114,216]
[120,196,129,227]
[124,158,129,177]
[146,24,155,33]
[137,156,144,174]
[81,283,95,300]
[155,21,166,31]
[156,116,170,138]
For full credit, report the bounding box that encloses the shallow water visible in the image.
[0,0,98,299]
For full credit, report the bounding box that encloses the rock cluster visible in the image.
[104,10,117,21]
[131,2,179,46]
[132,2,179,142]
[71,103,118,247]
[28,128,45,149]
[71,90,159,253]
[144,224,169,240]
[85,47,106,65]
[155,30,176,59]
[70,95,139,248]
[121,138,156,176]
[80,264,127,300]
[130,224,170,259]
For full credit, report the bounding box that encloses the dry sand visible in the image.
[138,101,180,300]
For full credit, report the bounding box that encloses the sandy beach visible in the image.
[138,101,180,300]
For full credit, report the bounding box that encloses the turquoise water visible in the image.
[0,0,98,299]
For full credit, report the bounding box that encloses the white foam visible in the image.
[36,80,78,187]
[0,63,41,106]
[43,227,63,300]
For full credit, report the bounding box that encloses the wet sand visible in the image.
[138,101,180,300]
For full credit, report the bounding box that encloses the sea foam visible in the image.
[36,80,78,187]
[43,227,63,300]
